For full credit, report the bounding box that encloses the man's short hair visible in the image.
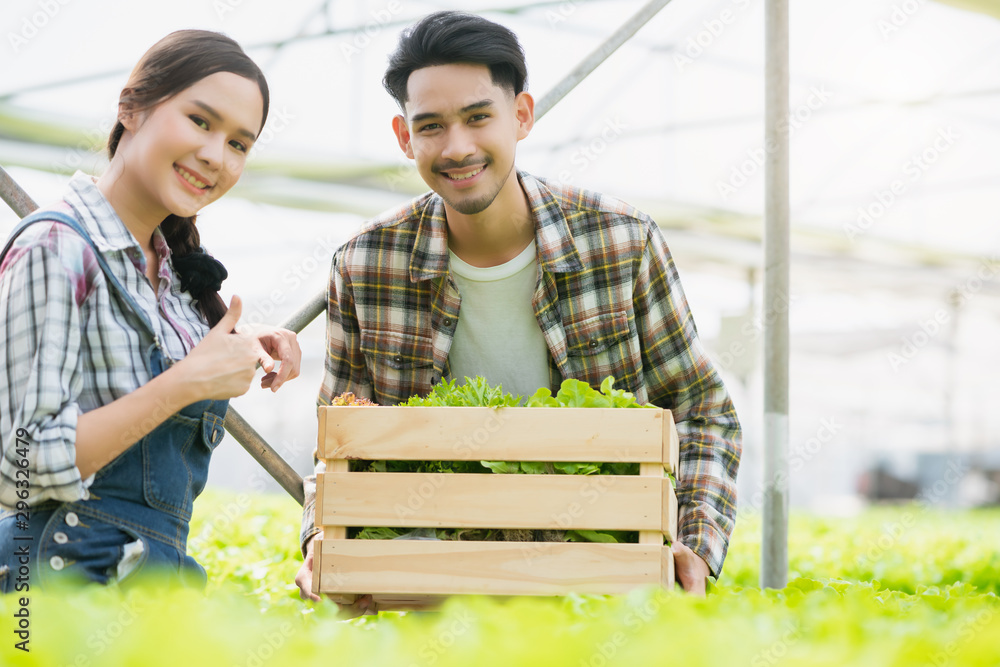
[383,11,528,110]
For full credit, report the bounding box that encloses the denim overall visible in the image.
[0,211,228,591]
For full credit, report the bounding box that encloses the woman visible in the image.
[0,30,300,591]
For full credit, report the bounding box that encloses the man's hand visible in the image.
[672,541,711,596]
[294,533,322,602]
[294,533,377,616]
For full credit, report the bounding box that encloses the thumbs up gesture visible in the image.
[173,295,261,402]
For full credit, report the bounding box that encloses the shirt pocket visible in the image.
[563,311,636,389]
[360,330,436,404]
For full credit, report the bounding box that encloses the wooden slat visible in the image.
[663,410,679,475]
[317,540,662,596]
[661,545,675,590]
[318,461,349,539]
[313,453,355,604]
[662,482,678,543]
[638,461,663,546]
[370,595,446,612]
[311,534,322,598]
[319,406,665,462]
[319,472,662,531]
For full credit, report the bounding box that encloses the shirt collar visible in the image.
[408,170,583,282]
[64,171,171,259]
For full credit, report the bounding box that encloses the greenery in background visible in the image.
[3,490,997,666]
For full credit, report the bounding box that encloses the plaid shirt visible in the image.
[0,173,209,509]
[304,171,742,577]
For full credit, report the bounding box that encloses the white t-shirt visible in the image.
[447,240,551,399]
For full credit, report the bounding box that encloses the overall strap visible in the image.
[0,210,161,346]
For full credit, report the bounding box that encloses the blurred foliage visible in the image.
[2,490,997,666]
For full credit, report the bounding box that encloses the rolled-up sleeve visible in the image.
[0,239,92,509]
[634,224,742,578]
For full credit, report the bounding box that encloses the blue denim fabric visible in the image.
[0,211,228,592]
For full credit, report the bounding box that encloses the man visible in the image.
[295,11,741,607]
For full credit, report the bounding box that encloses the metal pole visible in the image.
[225,409,304,505]
[0,166,305,506]
[534,0,676,118]
[280,288,326,334]
[761,0,790,589]
[0,165,39,214]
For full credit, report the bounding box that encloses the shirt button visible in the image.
[394,355,404,364]
[53,532,69,544]
[442,319,453,327]
[65,512,80,527]
[588,340,599,349]
[50,556,65,571]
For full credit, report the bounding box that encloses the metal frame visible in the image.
[762,0,789,589]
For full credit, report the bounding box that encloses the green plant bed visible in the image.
[2,489,997,667]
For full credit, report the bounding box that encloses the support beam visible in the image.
[534,0,676,118]
[761,0,790,590]
[0,165,38,214]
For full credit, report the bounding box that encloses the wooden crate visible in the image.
[313,406,679,610]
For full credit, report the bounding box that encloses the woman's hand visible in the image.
[240,325,301,392]
[173,295,261,402]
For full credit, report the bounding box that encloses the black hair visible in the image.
[383,11,527,109]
